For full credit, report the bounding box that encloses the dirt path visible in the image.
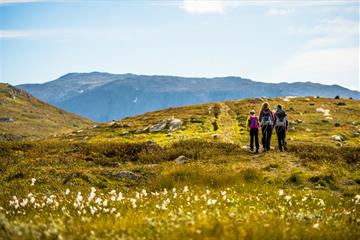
[217,102,241,144]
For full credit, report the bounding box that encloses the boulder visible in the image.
[334,123,341,127]
[168,118,183,130]
[0,117,15,122]
[288,127,296,132]
[331,135,344,142]
[213,134,220,139]
[174,155,187,164]
[305,128,311,132]
[149,121,167,132]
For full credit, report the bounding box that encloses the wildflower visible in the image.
[110,196,116,201]
[20,198,28,207]
[172,188,176,193]
[206,190,210,195]
[30,178,36,186]
[30,196,35,204]
[302,197,307,202]
[285,195,291,202]
[183,186,189,193]
[65,189,70,195]
[136,192,140,199]
[109,189,116,195]
[279,189,284,196]
[355,195,360,204]
[313,223,320,229]
[115,212,121,218]
[76,192,83,202]
[110,208,116,214]
[88,188,96,202]
[117,192,124,201]
[10,196,19,209]
[103,200,108,207]
[207,199,217,205]
[163,188,168,195]
[95,198,102,205]
[142,189,147,197]
[318,199,325,207]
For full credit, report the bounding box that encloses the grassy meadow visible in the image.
[0,96,359,239]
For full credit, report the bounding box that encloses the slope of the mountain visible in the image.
[65,96,360,147]
[0,83,93,140]
[17,72,360,122]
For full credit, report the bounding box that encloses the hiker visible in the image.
[246,110,259,153]
[259,102,275,151]
[274,104,288,152]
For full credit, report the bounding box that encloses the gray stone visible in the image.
[174,155,187,164]
[334,122,341,127]
[149,121,167,132]
[341,180,356,186]
[0,117,14,122]
[288,127,296,132]
[168,118,183,129]
[331,135,344,142]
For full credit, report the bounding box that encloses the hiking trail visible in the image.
[218,102,241,144]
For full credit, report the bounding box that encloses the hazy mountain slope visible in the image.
[17,72,360,122]
[0,83,93,140]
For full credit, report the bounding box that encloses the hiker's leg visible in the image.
[249,129,254,151]
[261,126,266,149]
[276,127,282,151]
[255,128,259,151]
[267,126,272,150]
[283,128,287,150]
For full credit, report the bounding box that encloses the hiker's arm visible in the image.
[245,117,250,130]
[285,116,288,130]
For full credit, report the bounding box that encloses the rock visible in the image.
[353,132,359,137]
[241,146,250,150]
[341,180,356,186]
[331,135,344,142]
[213,134,219,139]
[315,184,325,189]
[120,131,129,136]
[334,123,341,127]
[335,102,346,106]
[309,103,315,106]
[0,117,15,122]
[174,155,187,164]
[295,119,304,124]
[168,118,183,130]
[325,116,333,120]
[336,142,343,147]
[146,140,156,145]
[352,121,359,126]
[288,107,295,111]
[288,127,296,132]
[321,119,329,123]
[305,128,311,132]
[108,171,140,181]
[149,121,167,132]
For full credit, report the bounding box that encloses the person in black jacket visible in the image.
[274,104,288,152]
[259,102,275,152]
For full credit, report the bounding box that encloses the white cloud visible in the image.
[0,0,44,4]
[0,30,33,38]
[270,48,359,90]
[180,0,240,14]
[267,8,294,16]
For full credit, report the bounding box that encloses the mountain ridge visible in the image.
[17,72,359,122]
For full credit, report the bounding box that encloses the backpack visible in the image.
[276,110,286,127]
[249,116,259,129]
[261,109,273,126]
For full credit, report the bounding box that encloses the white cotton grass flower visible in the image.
[95,198,102,205]
[30,178,36,186]
[302,196,307,202]
[279,189,284,196]
[117,192,124,201]
[285,195,291,202]
[142,189,147,197]
[65,189,70,195]
[88,188,96,202]
[20,198,28,207]
[103,200,108,207]
[207,199,217,205]
[318,199,325,207]
[109,189,116,195]
[355,195,360,204]
[183,186,189,193]
[313,223,320,229]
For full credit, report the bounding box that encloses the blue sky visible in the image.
[0,0,359,90]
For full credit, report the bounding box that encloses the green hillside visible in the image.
[0,83,93,140]
[0,95,359,239]
[68,96,360,147]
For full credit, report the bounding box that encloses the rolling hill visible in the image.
[0,83,93,140]
[17,72,360,122]
[65,96,360,148]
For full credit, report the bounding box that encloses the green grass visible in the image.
[0,140,359,239]
[1,96,360,239]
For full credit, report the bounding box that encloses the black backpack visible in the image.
[261,109,272,126]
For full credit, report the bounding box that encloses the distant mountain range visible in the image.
[17,72,359,122]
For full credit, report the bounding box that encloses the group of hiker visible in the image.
[246,102,288,153]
